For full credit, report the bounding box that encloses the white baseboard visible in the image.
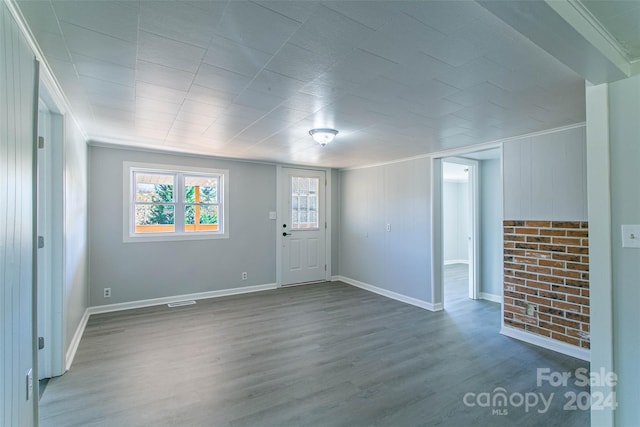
[65,308,90,371]
[87,283,279,315]
[500,326,590,361]
[334,275,442,312]
[479,292,503,304]
[444,260,469,265]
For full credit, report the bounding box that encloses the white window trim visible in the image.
[123,161,229,242]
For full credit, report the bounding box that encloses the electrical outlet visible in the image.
[386,224,391,232]
[104,287,111,298]
[242,272,248,280]
[506,285,515,291]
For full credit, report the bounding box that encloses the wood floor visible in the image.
[40,270,590,426]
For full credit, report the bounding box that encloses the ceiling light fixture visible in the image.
[309,128,338,146]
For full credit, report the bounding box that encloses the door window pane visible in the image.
[291,176,319,229]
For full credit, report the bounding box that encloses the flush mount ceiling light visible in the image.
[309,128,338,146]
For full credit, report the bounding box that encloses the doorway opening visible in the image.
[433,148,503,310]
[37,90,65,383]
[442,160,474,306]
[442,158,478,308]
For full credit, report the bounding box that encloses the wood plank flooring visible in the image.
[40,274,590,426]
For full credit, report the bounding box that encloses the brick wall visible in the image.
[503,220,590,349]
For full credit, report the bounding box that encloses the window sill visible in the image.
[123,232,229,243]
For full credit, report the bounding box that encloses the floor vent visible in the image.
[167,300,196,308]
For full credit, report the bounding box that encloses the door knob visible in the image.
[282,232,292,237]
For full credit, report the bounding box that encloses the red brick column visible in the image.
[503,220,590,349]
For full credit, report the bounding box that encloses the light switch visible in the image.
[621,225,640,248]
[268,211,277,220]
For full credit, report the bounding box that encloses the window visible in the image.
[291,176,319,230]
[123,162,228,242]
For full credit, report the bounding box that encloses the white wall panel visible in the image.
[503,126,587,221]
[339,158,432,303]
[0,3,37,425]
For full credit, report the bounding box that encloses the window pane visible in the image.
[134,204,175,233]
[185,175,218,203]
[135,173,174,203]
[291,176,319,229]
[185,204,219,232]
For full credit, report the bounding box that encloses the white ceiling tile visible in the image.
[264,106,310,125]
[136,97,182,116]
[60,22,137,68]
[421,35,486,68]
[194,63,252,95]
[74,54,135,87]
[280,92,332,114]
[445,82,510,108]
[135,81,187,104]
[136,60,194,92]
[437,57,506,90]
[53,1,139,43]
[185,85,236,108]
[179,99,225,119]
[246,70,306,100]
[258,1,318,23]
[16,1,60,35]
[323,2,397,30]
[203,36,271,78]
[398,1,482,35]
[38,32,73,63]
[174,111,216,127]
[233,89,284,112]
[139,1,224,48]
[215,1,301,54]
[290,5,376,58]
[137,31,205,73]
[266,42,333,83]
[79,76,134,103]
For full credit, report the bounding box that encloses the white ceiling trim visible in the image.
[5,0,88,140]
[343,122,586,171]
[546,0,633,77]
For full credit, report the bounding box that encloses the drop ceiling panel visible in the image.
[202,36,272,77]
[60,22,137,67]
[138,31,205,73]
[17,0,587,168]
[53,1,139,43]
[74,54,135,87]
[139,1,223,48]
[136,61,194,92]
[215,1,301,54]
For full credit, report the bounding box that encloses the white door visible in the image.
[279,168,326,286]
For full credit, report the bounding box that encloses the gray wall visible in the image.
[479,159,502,297]
[608,74,640,427]
[443,180,469,263]
[0,3,37,424]
[331,169,340,277]
[63,117,89,355]
[88,146,277,306]
[503,126,587,221]
[339,158,432,302]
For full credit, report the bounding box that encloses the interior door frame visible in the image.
[441,157,480,301]
[36,85,65,379]
[432,144,503,309]
[276,165,332,287]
